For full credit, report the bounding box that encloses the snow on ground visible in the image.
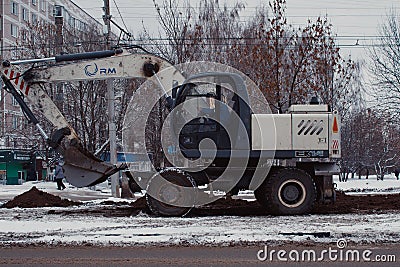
[334,175,400,195]
[0,177,400,247]
[0,206,399,247]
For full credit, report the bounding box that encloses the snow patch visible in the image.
[335,175,400,195]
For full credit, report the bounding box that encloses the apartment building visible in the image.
[0,0,102,149]
[1,1,102,58]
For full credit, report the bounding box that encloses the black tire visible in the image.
[146,169,196,217]
[254,168,316,215]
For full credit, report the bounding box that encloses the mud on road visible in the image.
[1,187,400,254]
[3,187,400,217]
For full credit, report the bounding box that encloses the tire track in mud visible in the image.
[3,187,400,217]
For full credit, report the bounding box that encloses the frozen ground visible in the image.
[0,204,399,247]
[334,175,400,195]
[0,177,399,247]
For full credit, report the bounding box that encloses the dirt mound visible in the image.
[48,196,149,217]
[1,187,81,208]
[130,196,147,210]
[313,191,400,214]
[98,197,148,209]
[81,192,400,217]
[194,191,400,216]
[8,188,400,216]
[193,197,265,216]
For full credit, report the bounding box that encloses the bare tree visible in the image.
[147,0,193,63]
[235,2,360,114]
[368,9,400,122]
[340,108,400,180]
[147,0,244,64]
[150,0,361,114]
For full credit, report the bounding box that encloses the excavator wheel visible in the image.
[146,169,197,217]
[254,168,316,215]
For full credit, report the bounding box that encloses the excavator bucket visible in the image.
[62,146,122,187]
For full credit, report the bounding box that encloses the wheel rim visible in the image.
[145,170,197,216]
[158,184,181,205]
[278,179,307,208]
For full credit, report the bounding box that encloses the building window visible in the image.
[11,24,19,38]
[12,116,18,130]
[40,0,46,11]
[21,30,27,41]
[12,95,19,106]
[68,16,75,28]
[22,8,28,21]
[32,13,38,23]
[55,84,64,101]
[76,20,87,31]
[54,5,63,17]
[32,0,37,6]
[11,2,19,16]
[48,4,54,17]
[23,119,28,129]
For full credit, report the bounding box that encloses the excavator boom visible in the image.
[1,49,184,187]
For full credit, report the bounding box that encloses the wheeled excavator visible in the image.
[1,48,341,216]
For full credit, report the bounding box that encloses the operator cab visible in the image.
[170,73,251,159]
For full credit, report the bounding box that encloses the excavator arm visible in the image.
[1,49,185,187]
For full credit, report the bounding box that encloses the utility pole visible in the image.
[103,0,111,49]
[103,0,119,197]
[54,16,63,54]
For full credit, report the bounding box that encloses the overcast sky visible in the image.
[72,0,399,60]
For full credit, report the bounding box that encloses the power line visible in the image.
[91,14,397,19]
[1,38,392,53]
[81,6,397,10]
[5,34,397,45]
[111,0,130,33]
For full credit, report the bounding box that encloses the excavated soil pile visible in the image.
[1,187,81,208]
[67,192,400,217]
[99,197,148,209]
[130,196,147,210]
[313,191,400,214]
[194,191,400,216]
[193,197,265,216]
[9,189,400,216]
[48,196,149,217]
[192,191,400,216]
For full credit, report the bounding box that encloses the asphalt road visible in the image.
[0,245,399,267]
